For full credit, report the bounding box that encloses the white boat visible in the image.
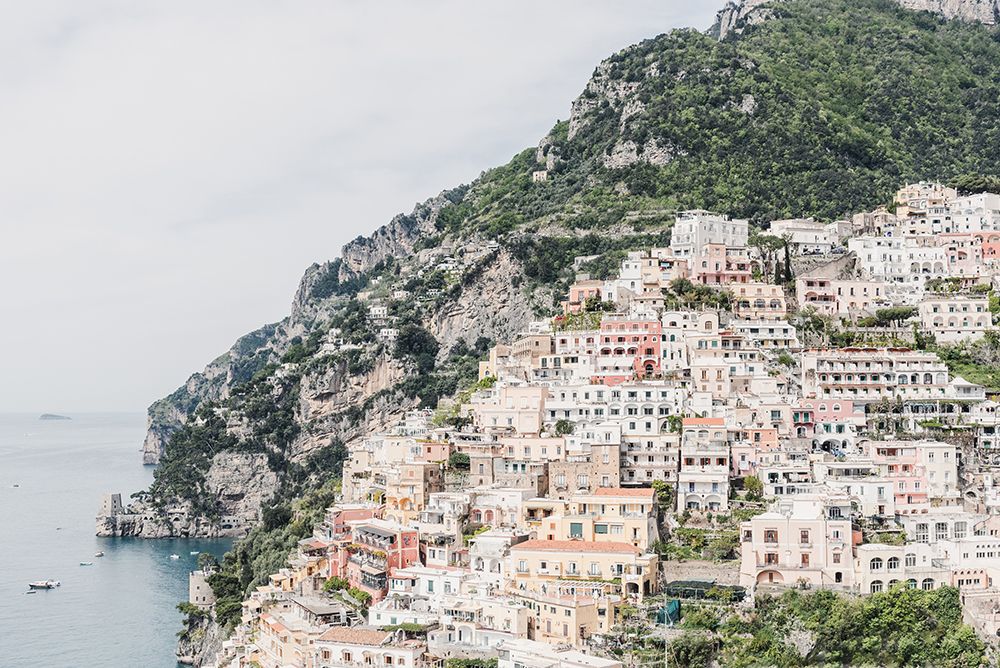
[79,562,93,566]
[190,551,199,555]
[28,580,60,589]
[169,554,180,560]
[94,551,104,558]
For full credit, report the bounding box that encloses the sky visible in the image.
[0,1,719,414]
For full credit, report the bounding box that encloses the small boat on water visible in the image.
[190,551,199,555]
[28,580,60,589]
[79,562,93,566]
[94,551,104,558]
[169,554,180,560]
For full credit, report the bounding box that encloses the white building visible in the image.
[669,210,749,258]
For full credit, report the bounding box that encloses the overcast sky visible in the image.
[0,1,718,414]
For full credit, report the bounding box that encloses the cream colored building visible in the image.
[508,539,657,599]
[919,295,991,343]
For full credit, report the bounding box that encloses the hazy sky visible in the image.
[0,1,718,414]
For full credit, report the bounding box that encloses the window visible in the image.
[871,580,883,593]
[764,529,778,544]
[887,557,900,571]
[905,553,916,567]
[935,523,948,540]
[870,557,883,571]
[595,524,608,534]
[800,530,810,545]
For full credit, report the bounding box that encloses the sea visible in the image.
[0,413,232,668]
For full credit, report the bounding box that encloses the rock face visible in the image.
[710,0,998,39]
[709,0,776,39]
[97,453,278,538]
[898,0,999,22]
[176,613,224,666]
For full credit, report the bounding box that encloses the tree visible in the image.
[873,306,917,327]
[396,325,440,374]
[555,419,574,435]
[744,475,764,501]
[749,232,786,284]
[666,415,684,433]
[322,576,350,593]
[448,451,470,471]
[196,552,219,572]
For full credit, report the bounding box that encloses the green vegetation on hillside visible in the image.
[659,586,984,667]
[559,0,1000,223]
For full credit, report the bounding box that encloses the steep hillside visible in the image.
[117,0,1000,541]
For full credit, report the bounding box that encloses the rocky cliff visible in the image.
[711,0,999,39]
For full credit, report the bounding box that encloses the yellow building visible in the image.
[508,539,658,599]
[512,582,621,646]
[539,488,658,550]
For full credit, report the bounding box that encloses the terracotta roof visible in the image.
[683,417,725,426]
[510,539,640,554]
[316,626,392,646]
[593,487,655,498]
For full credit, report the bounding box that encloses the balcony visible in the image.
[348,551,387,572]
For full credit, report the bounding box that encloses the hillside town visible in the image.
[197,183,1000,668]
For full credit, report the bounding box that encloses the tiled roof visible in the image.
[592,487,654,498]
[316,626,392,646]
[683,417,725,426]
[510,539,640,554]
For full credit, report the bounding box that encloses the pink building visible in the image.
[593,317,662,385]
[867,442,930,515]
[562,280,606,315]
[414,439,451,463]
[328,521,421,602]
[975,232,1000,265]
[692,243,751,286]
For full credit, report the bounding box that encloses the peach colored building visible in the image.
[739,493,857,590]
[731,282,787,321]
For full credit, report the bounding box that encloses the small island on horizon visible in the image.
[39,414,71,421]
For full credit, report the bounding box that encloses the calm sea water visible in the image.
[0,413,231,667]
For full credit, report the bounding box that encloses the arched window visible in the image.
[905,553,916,567]
[870,557,883,571]
[871,580,883,593]
[887,557,900,571]
[907,579,917,589]
[921,578,935,591]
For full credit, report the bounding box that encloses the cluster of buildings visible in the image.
[201,183,1000,667]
